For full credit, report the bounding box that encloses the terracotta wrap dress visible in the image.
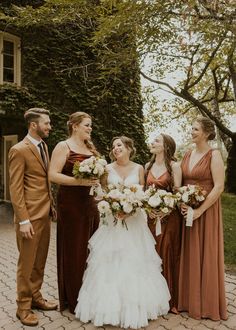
[178,149,227,320]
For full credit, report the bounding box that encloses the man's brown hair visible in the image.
[24,108,50,127]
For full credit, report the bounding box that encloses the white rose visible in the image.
[107,189,122,200]
[178,186,186,193]
[158,189,167,196]
[164,196,175,208]
[196,195,205,202]
[79,166,86,172]
[188,185,195,194]
[98,201,111,214]
[182,192,189,203]
[111,202,121,211]
[122,202,133,214]
[98,158,107,166]
[96,164,105,176]
[148,195,161,208]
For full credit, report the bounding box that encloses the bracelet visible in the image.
[19,220,30,225]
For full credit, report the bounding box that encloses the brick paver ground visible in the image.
[0,204,236,330]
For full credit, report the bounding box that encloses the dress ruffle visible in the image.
[75,209,170,329]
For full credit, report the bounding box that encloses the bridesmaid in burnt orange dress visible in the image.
[178,116,227,320]
[49,112,100,313]
[145,133,182,313]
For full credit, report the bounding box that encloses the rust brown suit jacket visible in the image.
[8,137,54,224]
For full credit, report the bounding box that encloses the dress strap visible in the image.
[64,141,71,150]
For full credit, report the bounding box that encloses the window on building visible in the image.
[0,32,21,86]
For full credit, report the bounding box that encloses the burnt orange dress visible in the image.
[146,171,182,311]
[57,151,99,313]
[178,149,227,320]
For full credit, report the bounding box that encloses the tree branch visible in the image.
[140,70,181,95]
[180,89,235,137]
[188,36,225,89]
[184,45,199,89]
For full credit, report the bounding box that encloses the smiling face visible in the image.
[75,117,92,140]
[112,138,131,160]
[191,121,209,144]
[32,114,51,139]
[149,135,164,154]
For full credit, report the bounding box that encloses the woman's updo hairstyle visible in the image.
[194,116,216,140]
[67,111,99,156]
[67,111,91,136]
[109,136,136,161]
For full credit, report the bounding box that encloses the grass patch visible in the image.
[222,193,236,274]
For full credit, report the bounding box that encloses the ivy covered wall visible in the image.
[0,1,149,163]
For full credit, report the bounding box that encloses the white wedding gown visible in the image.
[74,165,170,329]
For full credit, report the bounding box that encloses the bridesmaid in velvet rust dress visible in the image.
[145,133,182,313]
[49,112,100,313]
[179,117,227,320]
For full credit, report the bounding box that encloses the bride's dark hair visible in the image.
[145,133,177,190]
[109,136,136,161]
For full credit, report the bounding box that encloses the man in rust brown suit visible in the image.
[8,108,57,326]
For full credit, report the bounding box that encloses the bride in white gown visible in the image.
[75,136,170,329]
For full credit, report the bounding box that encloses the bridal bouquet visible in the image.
[178,184,206,226]
[72,156,107,195]
[143,185,180,235]
[97,183,145,229]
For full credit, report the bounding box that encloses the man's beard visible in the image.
[36,126,48,139]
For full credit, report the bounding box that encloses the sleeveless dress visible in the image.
[75,165,170,329]
[146,170,182,312]
[57,150,99,313]
[178,149,227,320]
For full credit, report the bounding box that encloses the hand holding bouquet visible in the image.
[143,185,180,235]
[72,156,107,195]
[97,183,145,229]
[178,184,206,226]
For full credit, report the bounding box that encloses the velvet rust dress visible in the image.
[57,150,99,313]
[146,170,182,312]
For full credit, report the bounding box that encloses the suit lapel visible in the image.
[23,137,47,171]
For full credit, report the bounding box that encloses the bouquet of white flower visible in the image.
[178,184,206,226]
[72,156,107,195]
[178,184,206,207]
[73,156,107,179]
[97,183,145,229]
[143,185,180,235]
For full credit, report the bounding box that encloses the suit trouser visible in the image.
[16,217,50,310]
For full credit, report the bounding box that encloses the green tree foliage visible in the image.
[82,0,236,192]
[0,0,149,163]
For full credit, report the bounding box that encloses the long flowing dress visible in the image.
[75,164,170,329]
[178,149,227,320]
[57,150,99,313]
[146,171,182,312]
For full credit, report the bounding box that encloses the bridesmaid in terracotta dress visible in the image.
[178,116,227,320]
[145,133,182,313]
[49,112,100,313]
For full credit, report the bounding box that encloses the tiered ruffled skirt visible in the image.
[75,209,170,329]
